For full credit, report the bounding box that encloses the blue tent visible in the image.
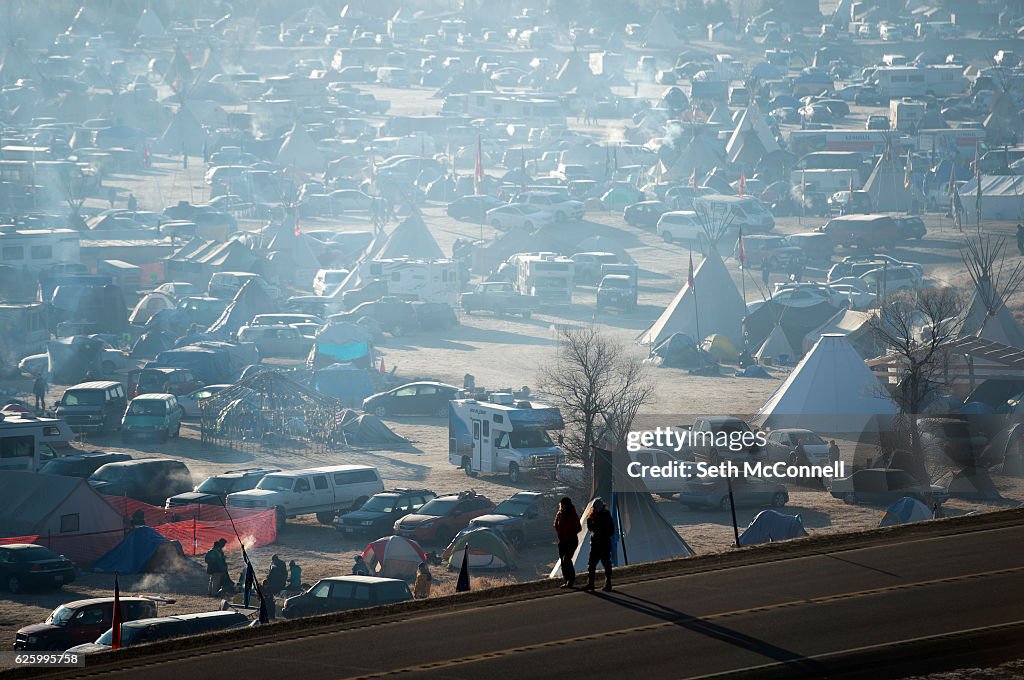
[93,527,196,574]
[738,510,808,546]
[880,497,932,527]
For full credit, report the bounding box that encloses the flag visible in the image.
[738,173,746,197]
[111,575,122,650]
[904,150,912,189]
[690,167,698,189]
[455,542,471,592]
[738,228,745,268]
[293,205,301,237]
[687,253,695,290]
[474,135,483,194]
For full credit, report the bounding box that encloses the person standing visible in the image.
[352,554,370,576]
[414,562,432,599]
[266,554,287,594]
[127,193,138,211]
[32,374,47,412]
[761,259,770,287]
[288,560,302,591]
[205,539,229,597]
[554,497,582,589]
[584,498,615,592]
[828,440,841,465]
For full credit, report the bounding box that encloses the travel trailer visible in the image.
[509,252,574,305]
[449,395,565,483]
[0,412,75,472]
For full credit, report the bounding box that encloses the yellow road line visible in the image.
[345,565,1024,679]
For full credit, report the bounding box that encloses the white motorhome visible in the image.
[348,258,459,306]
[510,252,574,305]
[692,195,775,233]
[866,65,966,99]
[449,395,565,483]
[889,98,928,131]
[0,228,81,272]
[0,413,75,471]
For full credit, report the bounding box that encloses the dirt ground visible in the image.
[3,82,1024,645]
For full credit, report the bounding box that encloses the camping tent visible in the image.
[755,334,899,435]
[802,309,876,357]
[755,324,799,364]
[92,527,199,574]
[701,334,738,362]
[637,249,745,347]
[982,423,1024,476]
[361,535,427,580]
[879,497,932,527]
[134,5,167,37]
[943,467,1000,500]
[341,413,408,446]
[444,527,515,570]
[738,510,808,546]
[130,292,176,327]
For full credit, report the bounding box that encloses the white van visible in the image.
[0,413,74,471]
[226,465,383,528]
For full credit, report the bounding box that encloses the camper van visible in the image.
[346,258,459,306]
[0,413,75,472]
[449,395,565,483]
[692,195,775,233]
[509,253,574,305]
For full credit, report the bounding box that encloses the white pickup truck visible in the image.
[226,465,383,529]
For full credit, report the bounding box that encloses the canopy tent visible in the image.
[638,249,745,347]
[276,123,327,174]
[93,527,199,574]
[738,510,808,546]
[879,497,932,527]
[366,212,444,261]
[755,334,899,435]
[361,535,427,580]
[862,154,924,213]
[444,527,515,571]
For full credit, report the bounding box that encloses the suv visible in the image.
[122,394,182,440]
[734,235,804,269]
[281,576,411,619]
[467,491,554,548]
[56,381,127,433]
[133,367,202,398]
[821,214,902,250]
[657,211,705,245]
[15,597,161,651]
[88,459,194,506]
[689,416,766,464]
[336,488,436,537]
[514,190,585,223]
[393,491,495,544]
[165,468,280,508]
[331,297,417,337]
[39,452,132,478]
[894,215,926,240]
[237,324,314,358]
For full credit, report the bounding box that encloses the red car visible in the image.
[392,491,494,544]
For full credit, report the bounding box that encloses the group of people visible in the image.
[204,540,302,602]
[554,496,615,592]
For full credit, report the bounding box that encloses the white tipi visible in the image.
[276,122,327,174]
[755,334,898,435]
[754,323,798,363]
[637,249,744,347]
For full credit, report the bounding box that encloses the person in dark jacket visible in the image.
[266,554,287,594]
[32,375,47,412]
[553,497,582,588]
[205,539,229,596]
[352,554,370,576]
[584,498,615,592]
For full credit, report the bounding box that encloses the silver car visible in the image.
[764,429,832,465]
[678,476,789,511]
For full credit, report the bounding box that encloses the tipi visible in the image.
[157,105,207,154]
[276,122,327,174]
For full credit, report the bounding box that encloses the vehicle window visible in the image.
[353,584,372,602]
[0,435,33,459]
[495,432,510,448]
[313,476,328,490]
[482,421,490,437]
[310,582,331,598]
[62,390,105,406]
[360,496,396,512]
[76,607,105,626]
[636,451,654,466]
[394,387,417,397]
[417,385,438,395]
[473,421,481,439]
[330,582,354,599]
[259,476,294,491]
[294,478,311,493]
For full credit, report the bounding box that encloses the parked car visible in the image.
[336,488,437,537]
[176,384,233,418]
[68,610,251,655]
[250,313,324,328]
[446,195,503,222]
[486,204,554,231]
[894,215,926,240]
[393,491,495,544]
[166,468,280,508]
[764,429,833,465]
[570,252,622,284]
[362,381,461,418]
[38,452,132,478]
[656,211,706,246]
[689,416,767,464]
[623,200,670,228]
[14,597,161,651]
[866,114,890,130]
[132,367,203,398]
[829,468,947,505]
[0,544,76,593]
[827,190,872,216]
[280,576,412,619]
[514,190,585,222]
[237,324,314,358]
[121,393,182,440]
[411,302,458,330]
[88,459,193,506]
[460,282,537,318]
[734,234,804,269]
[55,381,128,433]
[678,476,789,511]
[786,232,834,267]
[466,491,554,548]
[331,297,417,337]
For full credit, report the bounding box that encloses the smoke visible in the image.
[237,534,257,551]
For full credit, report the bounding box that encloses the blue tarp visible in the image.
[93,527,177,574]
[738,510,808,546]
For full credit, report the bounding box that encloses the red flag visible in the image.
[738,173,745,197]
[687,253,695,290]
[474,135,484,194]
[111,574,122,650]
[293,206,301,237]
[738,228,745,267]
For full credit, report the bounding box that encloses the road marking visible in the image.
[345,565,1024,679]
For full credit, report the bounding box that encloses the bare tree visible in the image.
[961,233,1024,320]
[540,327,654,492]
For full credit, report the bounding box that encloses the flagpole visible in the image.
[689,248,701,342]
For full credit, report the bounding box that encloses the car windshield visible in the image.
[491,499,533,517]
[359,496,398,513]
[417,498,458,516]
[62,390,104,406]
[196,477,236,494]
[138,374,167,391]
[510,429,553,448]
[128,400,166,416]
[39,459,84,476]
[46,605,75,626]
[14,547,57,562]
[258,476,294,491]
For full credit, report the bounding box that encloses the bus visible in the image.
[510,253,574,305]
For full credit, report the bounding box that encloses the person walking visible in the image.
[266,554,287,594]
[414,562,432,599]
[583,498,615,592]
[828,440,841,465]
[554,497,582,588]
[32,374,47,412]
[205,539,229,597]
[761,259,770,287]
[127,193,138,211]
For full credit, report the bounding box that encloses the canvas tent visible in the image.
[366,212,445,261]
[738,510,808,546]
[725,105,781,170]
[361,535,427,580]
[638,250,744,347]
[206,278,278,337]
[755,324,799,364]
[879,497,932,527]
[92,527,199,574]
[802,309,876,357]
[157,106,207,155]
[641,12,680,47]
[444,527,515,570]
[862,154,924,212]
[755,334,899,435]
[276,123,327,174]
[960,276,1024,350]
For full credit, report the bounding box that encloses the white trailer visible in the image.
[867,65,966,99]
[350,258,459,306]
[0,413,75,472]
[449,395,565,483]
[510,252,574,305]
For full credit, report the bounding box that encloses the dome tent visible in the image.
[879,497,932,527]
[361,536,427,580]
[443,527,515,570]
[93,527,200,574]
[738,510,808,546]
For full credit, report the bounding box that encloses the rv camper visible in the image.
[0,413,75,472]
[449,395,565,483]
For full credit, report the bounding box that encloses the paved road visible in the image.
[41,521,1024,679]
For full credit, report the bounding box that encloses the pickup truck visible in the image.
[460,282,537,318]
[466,491,556,548]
